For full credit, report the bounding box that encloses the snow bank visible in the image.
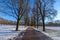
[32,27,50,37]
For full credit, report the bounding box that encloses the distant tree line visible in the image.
[1,18,60,26]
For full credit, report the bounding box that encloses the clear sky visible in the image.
[54,0,60,20]
[0,0,60,21]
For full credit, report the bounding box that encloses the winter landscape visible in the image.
[0,25,27,40]
[0,0,60,40]
[0,25,60,40]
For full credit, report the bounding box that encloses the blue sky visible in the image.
[54,0,60,20]
[0,0,35,21]
[0,0,60,21]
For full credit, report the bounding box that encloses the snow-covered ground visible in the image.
[0,25,60,40]
[0,25,27,40]
[38,26,60,40]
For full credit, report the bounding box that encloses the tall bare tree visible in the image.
[32,6,41,28]
[0,0,30,31]
[23,0,30,26]
[33,0,57,31]
[32,7,37,27]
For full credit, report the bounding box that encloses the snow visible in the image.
[45,26,60,40]
[38,26,60,40]
[0,25,27,40]
[0,25,60,40]
[45,26,60,30]
[33,27,51,38]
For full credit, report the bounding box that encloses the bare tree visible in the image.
[33,0,57,31]
[23,0,30,26]
[32,8,37,27]
[32,6,41,28]
[24,14,30,26]
[0,0,30,31]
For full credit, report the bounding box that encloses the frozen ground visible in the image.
[38,26,60,40]
[0,25,27,40]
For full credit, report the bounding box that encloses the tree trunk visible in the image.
[16,18,20,31]
[37,14,38,29]
[42,17,45,31]
[16,13,20,31]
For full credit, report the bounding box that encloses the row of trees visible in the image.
[31,0,57,31]
[0,0,57,31]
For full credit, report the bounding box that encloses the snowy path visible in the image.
[14,27,52,40]
[0,25,60,40]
